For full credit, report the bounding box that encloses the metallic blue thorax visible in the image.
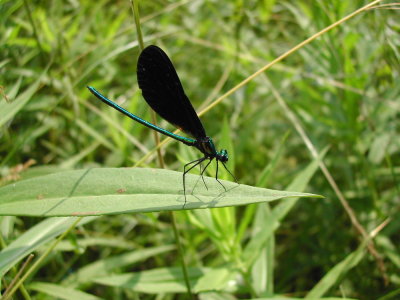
[195,137,228,162]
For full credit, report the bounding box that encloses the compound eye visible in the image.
[221,149,228,162]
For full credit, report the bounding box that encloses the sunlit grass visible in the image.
[0,0,399,299]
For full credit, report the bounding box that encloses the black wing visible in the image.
[137,45,206,139]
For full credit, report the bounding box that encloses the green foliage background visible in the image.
[1,0,399,299]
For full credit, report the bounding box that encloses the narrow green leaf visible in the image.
[93,267,236,294]
[29,282,103,300]
[243,150,326,268]
[305,240,368,298]
[0,71,46,127]
[0,217,97,276]
[64,245,175,286]
[249,298,357,300]
[0,168,321,217]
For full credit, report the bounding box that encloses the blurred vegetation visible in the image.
[1,0,399,299]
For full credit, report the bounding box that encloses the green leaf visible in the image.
[0,217,97,276]
[0,168,321,217]
[305,239,368,298]
[249,298,357,300]
[63,245,175,286]
[0,70,46,127]
[93,267,236,294]
[29,282,103,300]
[243,149,326,268]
